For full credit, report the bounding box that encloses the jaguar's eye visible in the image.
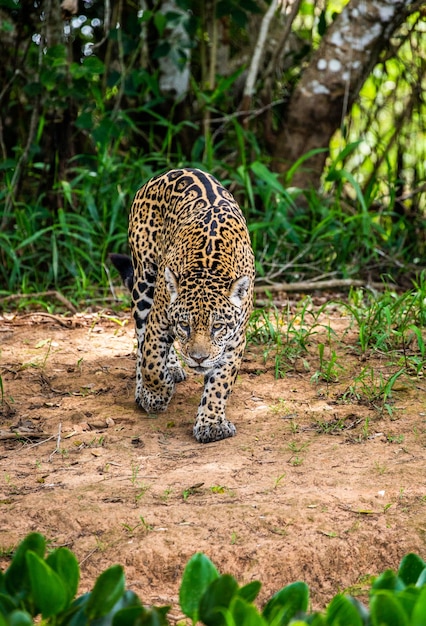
[178,320,190,334]
[212,321,225,332]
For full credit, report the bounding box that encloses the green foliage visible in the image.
[0,532,152,625]
[344,277,426,371]
[248,299,324,378]
[249,275,425,407]
[4,145,423,303]
[0,1,424,301]
[179,553,219,622]
[1,534,425,626]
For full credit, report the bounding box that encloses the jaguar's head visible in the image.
[165,267,251,373]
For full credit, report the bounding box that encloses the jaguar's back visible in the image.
[129,168,253,281]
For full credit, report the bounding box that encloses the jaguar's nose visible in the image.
[189,351,209,365]
[188,335,210,366]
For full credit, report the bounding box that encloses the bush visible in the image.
[1,533,425,625]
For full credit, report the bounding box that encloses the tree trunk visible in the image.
[271,0,423,189]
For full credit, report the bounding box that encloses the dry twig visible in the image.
[254,278,387,294]
[49,421,62,462]
[0,291,77,314]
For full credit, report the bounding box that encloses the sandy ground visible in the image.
[0,303,425,620]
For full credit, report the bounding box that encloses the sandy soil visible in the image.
[0,302,425,620]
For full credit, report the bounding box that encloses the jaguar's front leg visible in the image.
[193,345,245,443]
[135,320,176,413]
[167,345,186,383]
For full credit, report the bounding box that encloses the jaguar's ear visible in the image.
[229,276,251,307]
[165,267,179,303]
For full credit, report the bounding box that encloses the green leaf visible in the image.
[75,111,94,130]
[238,581,262,603]
[199,574,239,626]
[62,591,90,626]
[112,604,169,626]
[415,568,426,587]
[153,12,167,36]
[250,161,286,195]
[44,44,67,67]
[371,570,405,592]
[285,148,328,185]
[346,597,370,625]
[230,596,266,626]
[370,591,409,626]
[15,227,53,251]
[138,9,153,23]
[412,587,426,626]
[112,606,145,626]
[309,614,327,626]
[0,591,17,613]
[92,589,142,626]
[8,610,34,626]
[397,588,421,620]
[326,594,362,626]
[5,533,46,596]
[46,547,80,604]
[0,0,21,9]
[70,57,105,80]
[138,606,170,626]
[82,56,105,76]
[26,551,68,618]
[262,581,309,625]
[85,565,125,620]
[153,42,171,60]
[398,553,426,586]
[179,553,219,622]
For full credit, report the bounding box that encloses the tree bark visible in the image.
[271,0,424,189]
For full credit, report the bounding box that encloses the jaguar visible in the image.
[110,168,255,443]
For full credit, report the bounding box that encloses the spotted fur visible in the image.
[110,168,255,443]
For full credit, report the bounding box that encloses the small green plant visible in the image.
[122,516,153,536]
[374,461,387,475]
[386,433,404,444]
[344,281,426,375]
[287,441,309,466]
[273,472,286,489]
[182,482,204,501]
[361,417,371,441]
[248,300,324,378]
[311,342,342,385]
[160,488,173,502]
[269,398,291,415]
[343,366,405,416]
[129,462,150,502]
[210,485,227,494]
[230,531,238,545]
[288,441,309,454]
[314,416,347,434]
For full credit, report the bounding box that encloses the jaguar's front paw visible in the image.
[169,364,186,383]
[193,418,236,443]
[136,385,174,413]
[167,347,186,383]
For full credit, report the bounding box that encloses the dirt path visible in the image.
[0,306,425,618]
